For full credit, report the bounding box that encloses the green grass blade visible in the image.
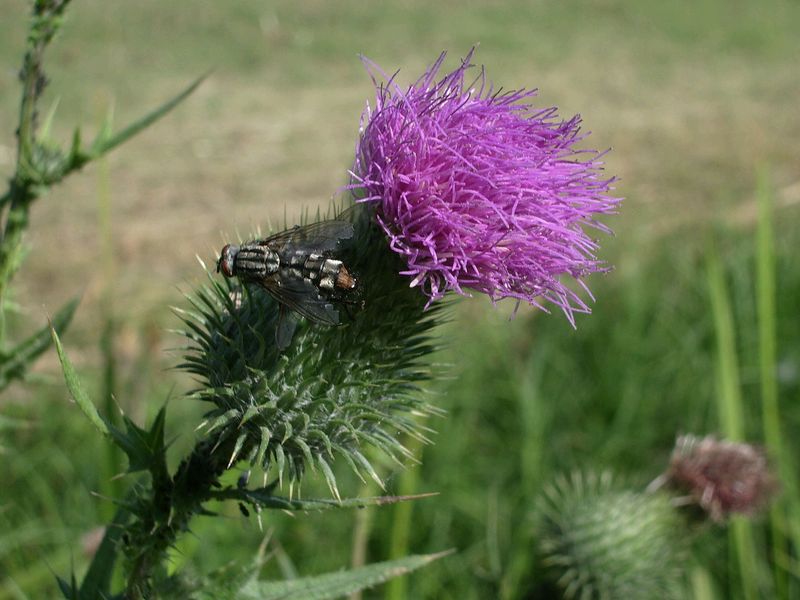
[690,564,717,600]
[50,326,110,438]
[706,249,745,440]
[500,351,549,599]
[706,246,759,600]
[349,479,379,600]
[89,73,207,159]
[755,170,779,450]
[385,437,423,600]
[755,170,790,597]
[247,551,453,600]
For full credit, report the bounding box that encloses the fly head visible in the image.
[217,244,240,278]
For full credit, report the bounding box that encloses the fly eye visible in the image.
[218,245,235,277]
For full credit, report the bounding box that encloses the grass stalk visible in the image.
[349,478,378,600]
[385,437,423,600]
[755,169,788,596]
[706,247,759,600]
[755,169,800,597]
[690,563,717,600]
[501,350,548,599]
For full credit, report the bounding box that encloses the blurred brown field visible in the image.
[0,0,798,374]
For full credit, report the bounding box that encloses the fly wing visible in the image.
[261,219,354,254]
[275,307,298,351]
[261,278,340,326]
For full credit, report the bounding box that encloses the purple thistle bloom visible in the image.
[349,49,620,323]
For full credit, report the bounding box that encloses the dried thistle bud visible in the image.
[667,434,778,522]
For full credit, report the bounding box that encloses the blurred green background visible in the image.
[1,0,799,597]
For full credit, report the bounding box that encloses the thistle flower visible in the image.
[350,49,620,323]
[665,434,778,522]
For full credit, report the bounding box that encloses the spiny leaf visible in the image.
[240,551,453,600]
[255,426,271,467]
[209,487,438,511]
[51,324,110,438]
[538,471,687,599]
[91,102,115,154]
[317,455,340,500]
[39,96,60,139]
[275,444,286,488]
[108,406,169,476]
[88,74,208,159]
[204,408,241,434]
[228,432,248,468]
[351,449,385,489]
[56,572,79,600]
[0,295,78,390]
[69,126,82,162]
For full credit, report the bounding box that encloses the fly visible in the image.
[217,215,359,348]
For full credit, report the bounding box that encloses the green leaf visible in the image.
[51,324,110,437]
[55,572,79,600]
[239,552,452,600]
[39,96,61,140]
[68,126,86,166]
[0,296,79,390]
[92,103,115,153]
[53,322,169,477]
[208,488,437,511]
[108,406,169,476]
[89,74,208,159]
[79,505,131,600]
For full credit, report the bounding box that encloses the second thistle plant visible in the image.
[538,472,687,600]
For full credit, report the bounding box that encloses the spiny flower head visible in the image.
[350,49,620,323]
[179,207,442,496]
[667,434,778,522]
[538,471,686,599]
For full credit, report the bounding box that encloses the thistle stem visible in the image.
[123,435,248,598]
[0,0,71,334]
